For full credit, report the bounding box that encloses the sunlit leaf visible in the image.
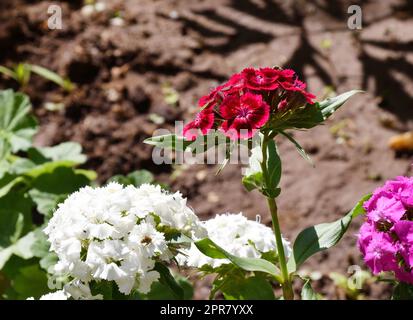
[0,90,38,160]
[287,194,371,273]
[195,238,282,282]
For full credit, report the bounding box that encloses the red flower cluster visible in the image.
[183,67,316,140]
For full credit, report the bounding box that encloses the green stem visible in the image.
[266,197,294,300]
[261,134,294,300]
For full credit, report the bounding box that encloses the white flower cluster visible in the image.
[44,183,206,297]
[27,290,69,300]
[177,213,291,269]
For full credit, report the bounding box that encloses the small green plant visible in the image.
[0,89,93,299]
[329,270,373,300]
[0,63,74,92]
[0,89,180,300]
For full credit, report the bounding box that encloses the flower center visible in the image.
[255,75,264,83]
[141,236,152,245]
[238,106,250,118]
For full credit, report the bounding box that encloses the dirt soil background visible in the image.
[1,0,413,299]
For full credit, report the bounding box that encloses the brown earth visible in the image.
[1,0,413,299]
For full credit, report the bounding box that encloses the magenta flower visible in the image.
[219,92,270,139]
[277,69,295,88]
[394,221,413,245]
[366,193,406,224]
[394,221,413,269]
[358,176,413,284]
[363,232,398,274]
[183,109,215,141]
[358,222,375,256]
[242,67,279,91]
[198,73,243,107]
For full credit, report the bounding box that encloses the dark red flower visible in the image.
[219,92,270,139]
[242,68,279,90]
[289,80,316,104]
[198,73,244,107]
[277,69,295,89]
[183,110,215,141]
[198,88,219,108]
[278,75,316,104]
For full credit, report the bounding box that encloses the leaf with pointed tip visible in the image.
[29,64,74,92]
[280,131,313,166]
[154,262,184,300]
[109,170,154,187]
[273,90,362,131]
[144,132,231,156]
[0,90,38,160]
[287,194,371,273]
[195,238,282,282]
[319,90,363,119]
[144,134,193,152]
[28,142,86,165]
[301,279,318,300]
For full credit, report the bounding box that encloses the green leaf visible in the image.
[90,281,113,300]
[144,134,193,152]
[29,64,74,92]
[144,132,230,155]
[274,103,324,130]
[195,238,282,282]
[0,65,17,80]
[28,189,65,216]
[28,166,91,216]
[109,170,154,187]
[319,90,363,119]
[279,131,313,166]
[146,276,193,300]
[242,135,281,195]
[0,211,25,251]
[0,90,38,159]
[0,230,40,270]
[28,142,86,165]
[220,275,275,300]
[392,282,413,300]
[39,253,58,273]
[9,157,36,174]
[287,194,371,273]
[0,135,11,160]
[75,169,97,181]
[31,166,90,195]
[153,262,184,300]
[0,175,26,198]
[9,116,37,152]
[10,264,49,299]
[273,90,361,131]
[263,139,282,198]
[29,229,51,259]
[15,63,31,87]
[301,279,318,300]
[349,194,371,218]
[242,142,263,192]
[0,192,34,269]
[23,160,80,178]
[242,172,263,192]
[127,170,154,186]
